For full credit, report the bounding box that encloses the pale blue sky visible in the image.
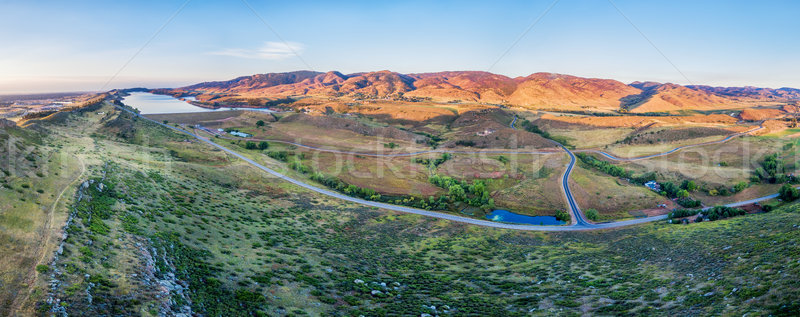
[1,0,798,93]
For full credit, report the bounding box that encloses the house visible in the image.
[644,180,661,192]
[476,128,496,136]
[229,131,252,138]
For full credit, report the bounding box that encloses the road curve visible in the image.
[117,106,781,231]
[509,115,588,226]
[575,125,764,162]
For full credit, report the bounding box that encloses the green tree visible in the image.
[245,141,257,150]
[779,184,799,201]
[258,141,269,150]
[585,209,599,221]
[448,185,466,201]
[256,120,265,127]
[681,180,697,192]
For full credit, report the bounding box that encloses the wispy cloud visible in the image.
[208,41,304,60]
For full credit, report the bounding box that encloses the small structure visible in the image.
[229,131,252,138]
[644,180,661,192]
[476,128,496,136]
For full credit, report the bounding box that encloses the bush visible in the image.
[555,210,571,222]
[36,264,50,273]
[676,197,702,208]
[256,120,265,127]
[576,153,631,178]
[585,208,599,221]
[779,184,800,201]
[245,142,257,150]
[258,141,269,150]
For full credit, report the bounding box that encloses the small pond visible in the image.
[485,210,565,225]
[121,92,274,114]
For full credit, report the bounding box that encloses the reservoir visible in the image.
[486,210,565,225]
[121,92,273,114]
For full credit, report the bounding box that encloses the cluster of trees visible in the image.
[779,183,800,201]
[412,153,451,168]
[754,153,797,184]
[267,151,289,162]
[585,208,599,221]
[676,197,702,208]
[668,208,699,219]
[555,210,571,222]
[701,206,746,221]
[413,131,443,149]
[519,119,572,146]
[310,173,381,201]
[244,141,269,150]
[428,174,495,210]
[670,206,746,223]
[288,160,310,174]
[309,172,455,211]
[455,140,476,147]
[576,153,632,178]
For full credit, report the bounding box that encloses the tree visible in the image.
[448,185,466,201]
[585,209,599,221]
[258,141,269,150]
[555,210,571,222]
[245,141,257,150]
[676,189,689,198]
[733,181,748,193]
[681,180,697,192]
[256,120,265,127]
[779,184,799,201]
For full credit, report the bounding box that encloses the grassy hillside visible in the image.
[4,102,800,316]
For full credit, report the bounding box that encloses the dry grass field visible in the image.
[569,165,668,221]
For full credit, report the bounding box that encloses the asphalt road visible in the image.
[575,126,764,161]
[117,106,781,231]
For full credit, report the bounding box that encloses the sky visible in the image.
[1,0,799,94]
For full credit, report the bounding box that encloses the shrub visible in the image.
[36,265,50,273]
[585,209,599,221]
[555,210,571,222]
[256,120,265,127]
[779,184,800,201]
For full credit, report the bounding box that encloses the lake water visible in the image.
[486,210,565,225]
[121,92,273,114]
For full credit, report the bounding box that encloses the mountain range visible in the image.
[161,71,800,113]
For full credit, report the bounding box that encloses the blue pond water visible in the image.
[122,92,274,114]
[485,210,565,225]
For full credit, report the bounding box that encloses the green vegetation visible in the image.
[412,153,451,168]
[428,174,495,210]
[555,209,570,222]
[754,153,797,184]
[7,98,800,316]
[700,206,746,221]
[779,183,800,201]
[519,119,572,147]
[585,208,599,221]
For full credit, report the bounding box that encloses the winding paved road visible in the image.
[116,105,780,231]
[575,125,764,161]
